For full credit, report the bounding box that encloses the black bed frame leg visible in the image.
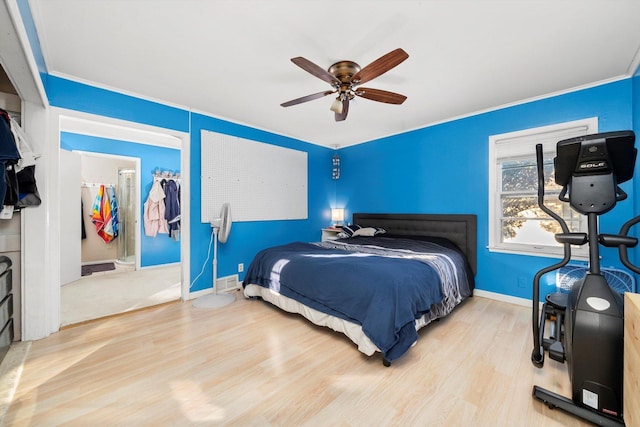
[383,358,391,367]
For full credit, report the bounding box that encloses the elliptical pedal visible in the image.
[543,292,567,363]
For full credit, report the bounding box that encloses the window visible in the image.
[488,118,597,258]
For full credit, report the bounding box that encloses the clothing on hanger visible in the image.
[0,109,21,209]
[91,184,115,243]
[109,186,119,238]
[143,180,169,237]
[164,179,180,241]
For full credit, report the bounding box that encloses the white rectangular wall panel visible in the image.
[201,130,308,222]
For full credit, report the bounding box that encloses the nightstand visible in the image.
[321,227,342,242]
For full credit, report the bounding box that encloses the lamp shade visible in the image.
[331,208,345,223]
[330,97,343,114]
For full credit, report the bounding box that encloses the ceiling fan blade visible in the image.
[351,48,409,85]
[291,57,340,85]
[335,98,349,121]
[281,90,334,107]
[356,87,407,104]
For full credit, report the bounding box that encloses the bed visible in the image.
[242,213,477,365]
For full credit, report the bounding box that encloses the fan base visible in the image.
[328,61,361,83]
[192,292,236,309]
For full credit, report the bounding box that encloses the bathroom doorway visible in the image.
[60,150,182,326]
[77,151,140,273]
[56,111,188,328]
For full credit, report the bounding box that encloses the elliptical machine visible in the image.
[531,130,640,427]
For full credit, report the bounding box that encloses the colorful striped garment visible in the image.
[91,184,115,243]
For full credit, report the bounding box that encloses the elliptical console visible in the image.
[531,130,638,427]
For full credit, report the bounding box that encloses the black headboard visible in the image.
[351,213,477,275]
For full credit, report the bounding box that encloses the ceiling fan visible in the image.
[281,48,409,121]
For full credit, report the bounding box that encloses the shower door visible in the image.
[117,168,136,265]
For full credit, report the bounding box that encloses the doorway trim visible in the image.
[51,107,191,330]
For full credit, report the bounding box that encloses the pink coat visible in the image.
[143,181,169,237]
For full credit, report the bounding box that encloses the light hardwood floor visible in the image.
[4,294,590,426]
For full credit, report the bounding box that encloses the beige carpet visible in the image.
[0,341,30,426]
[61,264,181,326]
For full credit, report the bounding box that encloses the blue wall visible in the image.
[36,50,640,300]
[46,75,189,133]
[47,76,335,292]
[43,74,640,299]
[338,79,637,300]
[13,0,640,304]
[188,114,335,292]
[634,74,640,226]
[60,132,181,267]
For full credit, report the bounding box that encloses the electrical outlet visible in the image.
[238,263,244,273]
[517,276,527,288]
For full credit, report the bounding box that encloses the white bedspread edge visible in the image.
[243,284,379,356]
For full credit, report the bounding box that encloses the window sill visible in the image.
[488,245,589,261]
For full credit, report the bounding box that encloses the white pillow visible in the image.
[337,224,386,238]
[352,227,378,237]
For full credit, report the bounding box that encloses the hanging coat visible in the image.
[9,115,41,208]
[0,109,21,207]
[91,184,115,243]
[143,180,169,237]
[163,179,180,240]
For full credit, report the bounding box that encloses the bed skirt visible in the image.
[243,284,438,357]
[243,284,380,355]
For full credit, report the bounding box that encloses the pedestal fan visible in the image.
[193,203,235,309]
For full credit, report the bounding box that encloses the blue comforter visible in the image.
[243,237,473,361]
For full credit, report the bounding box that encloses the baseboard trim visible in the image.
[188,275,240,301]
[473,289,532,307]
[139,262,181,270]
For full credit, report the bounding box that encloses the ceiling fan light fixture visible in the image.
[329,97,343,114]
[282,49,409,121]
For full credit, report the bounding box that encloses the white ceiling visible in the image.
[28,0,640,148]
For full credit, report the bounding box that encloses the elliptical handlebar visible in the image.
[535,144,570,234]
[531,144,572,367]
[616,215,640,275]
